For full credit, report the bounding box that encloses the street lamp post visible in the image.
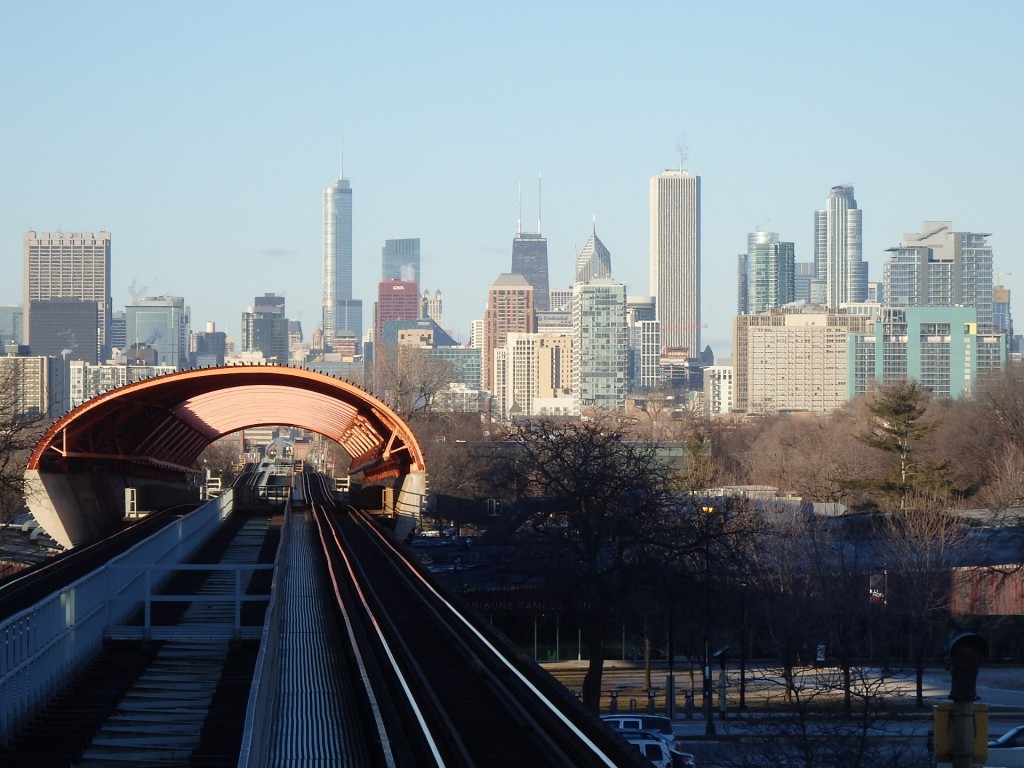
[701,504,716,736]
[666,607,676,719]
[739,582,748,710]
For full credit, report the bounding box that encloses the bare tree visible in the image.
[878,495,973,707]
[487,417,676,711]
[740,412,881,508]
[980,360,1024,448]
[373,344,454,419]
[0,364,50,524]
[413,414,499,501]
[745,509,833,706]
[983,439,1024,510]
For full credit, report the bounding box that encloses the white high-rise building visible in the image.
[23,230,112,360]
[733,306,875,414]
[814,185,866,307]
[493,332,575,420]
[322,170,362,350]
[649,169,700,357]
[703,365,734,417]
[420,289,443,326]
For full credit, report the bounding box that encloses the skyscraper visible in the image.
[28,298,98,363]
[511,183,549,312]
[749,241,796,314]
[23,230,111,360]
[420,289,443,326]
[0,305,23,348]
[573,222,612,285]
[242,294,289,363]
[375,280,420,345]
[649,169,700,356]
[125,296,190,369]
[881,221,995,332]
[322,170,362,350]
[737,231,779,314]
[850,306,1005,399]
[814,185,866,307]
[573,279,629,412]
[382,238,421,284]
[494,332,574,420]
[626,296,659,391]
[482,274,536,392]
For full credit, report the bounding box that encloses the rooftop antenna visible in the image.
[339,140,344,180]
[537,172,543,235]
[516,183,522,236]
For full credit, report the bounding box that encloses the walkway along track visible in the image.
[311,500,646,768]
[0,506,279,767]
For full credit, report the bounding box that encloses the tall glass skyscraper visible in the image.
[125,296,190,370]
[573,279,629,411]
[322,173,362,349]
[749,241,796,314]
[649,169,700,356]
[813,185,866,307]
[737,231,779,314]
[511,181,550,312]
[382,238,421,284]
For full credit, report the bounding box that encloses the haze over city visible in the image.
[2,1,1021,355]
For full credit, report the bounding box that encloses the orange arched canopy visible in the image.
[29,365,424,482]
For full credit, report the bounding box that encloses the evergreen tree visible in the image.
[857,381,941,509]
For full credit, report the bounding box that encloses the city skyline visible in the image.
[1,3,1021,357]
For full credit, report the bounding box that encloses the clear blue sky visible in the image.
[2,1,1021,357]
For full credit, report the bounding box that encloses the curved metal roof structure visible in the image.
[29,365,425,482]
[27,365,428,548]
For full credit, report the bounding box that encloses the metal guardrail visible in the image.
[105,562,273,641]
[0,490,234,746]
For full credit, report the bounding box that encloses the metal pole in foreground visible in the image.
[948,630,987,768]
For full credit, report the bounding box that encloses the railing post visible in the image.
[234,566,242,641]
[144,567,152,640]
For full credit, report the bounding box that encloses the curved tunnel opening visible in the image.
[25,365,426,548]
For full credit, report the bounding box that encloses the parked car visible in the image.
[990,724,1024,748]
[626,735,674,768]
[617,730,697,766]
[601,716,697,766]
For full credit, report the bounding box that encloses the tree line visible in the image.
[408,362,1024,727]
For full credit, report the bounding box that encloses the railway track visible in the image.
[309,493,645,768]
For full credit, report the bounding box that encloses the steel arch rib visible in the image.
[28,365,425,479]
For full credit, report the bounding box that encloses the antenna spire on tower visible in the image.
[537,172,543,235]
[339,140,345,180]
[516,183,522,236]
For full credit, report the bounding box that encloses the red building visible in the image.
[376,279,419,344]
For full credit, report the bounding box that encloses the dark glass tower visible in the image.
[511,179,550,311]
[511,233,549,312]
